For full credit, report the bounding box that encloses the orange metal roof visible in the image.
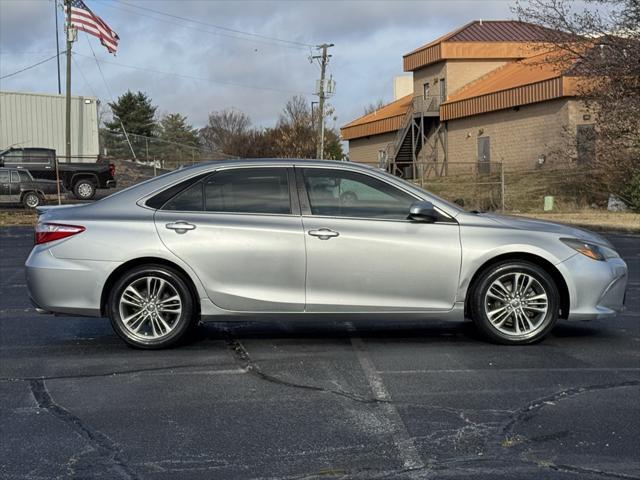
[340,95,412,140]
[446,50,570,102]
[403,20,563,71]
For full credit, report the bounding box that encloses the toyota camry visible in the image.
[26,159,628,348]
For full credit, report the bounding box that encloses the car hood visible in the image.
[467,212,613,247]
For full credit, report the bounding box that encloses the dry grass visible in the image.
[517,211,640,233]
[0,210,37,227]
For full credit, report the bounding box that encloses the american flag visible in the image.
[66,0,119,54]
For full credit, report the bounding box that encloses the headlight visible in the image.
[560,238,619,261]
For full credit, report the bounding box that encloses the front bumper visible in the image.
[557,253,628,321]
[26,246,119,317]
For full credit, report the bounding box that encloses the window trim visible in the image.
[157,166,299,217]
[295,166,456,224]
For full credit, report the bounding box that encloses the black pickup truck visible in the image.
[0,167,61,208]
[0,147,116,200]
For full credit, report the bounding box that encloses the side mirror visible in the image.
[408,201,438,223]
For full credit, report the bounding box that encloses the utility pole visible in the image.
[64,0,75,164]
[313,43,333,160]
[60,0,76,204]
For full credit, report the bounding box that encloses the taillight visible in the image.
[109,163,116,178]
[35,223,85,245]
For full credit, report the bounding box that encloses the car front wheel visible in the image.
[470,261,559,345]
[108,265,195,349]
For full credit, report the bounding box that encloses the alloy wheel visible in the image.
[118,276,183,340]
[483,272,549,338]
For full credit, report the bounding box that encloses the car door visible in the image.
[297,167,461,312]
[0,170,11,203]
[9,170,21,203]
[154,166,306,312]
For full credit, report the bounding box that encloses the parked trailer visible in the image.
[0,90,100,162]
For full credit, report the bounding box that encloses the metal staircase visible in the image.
[383,96,447,179]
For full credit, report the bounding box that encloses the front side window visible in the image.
[18,171,31,182]
[163,168,291,215]
[302,169,415,220]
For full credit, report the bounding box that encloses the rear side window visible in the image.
[0,171,9,182]
[2,151,24,163]
[204,168,290,214]
[162,168,291,215]
[146,172,209,209]
[163,182,204,211]
[11,171,20,182]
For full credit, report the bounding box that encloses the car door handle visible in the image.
[165,221,196,234]
[308,228,339,240]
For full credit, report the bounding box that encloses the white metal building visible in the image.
[0,90,100,161]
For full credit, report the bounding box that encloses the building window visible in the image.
[423,82,430,99]
[439,78,446,102]
[576,124,596,165]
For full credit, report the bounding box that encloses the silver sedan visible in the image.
[26,160,628,348]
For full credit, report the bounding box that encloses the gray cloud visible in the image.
[1,0,518,130]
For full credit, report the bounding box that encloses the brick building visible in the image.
[341,21,595,177]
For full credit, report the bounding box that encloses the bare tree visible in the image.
[198,97,343,160]
[363,99,386,115]
[514,0,640,207]
[199,109,252,156]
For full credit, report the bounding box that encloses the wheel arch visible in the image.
[464,252,570,319]
[100,256,201,318]
[71,173,99,187]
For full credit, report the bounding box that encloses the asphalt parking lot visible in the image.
[1,227,638,480]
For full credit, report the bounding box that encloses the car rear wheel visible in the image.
[22,192,42,209]
[470,261,559,345]
[108,265,195,349]
[73,179,96,200]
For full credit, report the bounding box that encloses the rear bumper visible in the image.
[106,179,117,189]
[557,254,628,321]
[25,246,119,317]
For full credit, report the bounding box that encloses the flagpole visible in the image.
[54,0,61,95]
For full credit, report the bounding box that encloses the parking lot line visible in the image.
[350,335,425,471]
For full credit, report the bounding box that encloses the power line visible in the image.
[95,0,310,52]
[72,51,312,96]
[110,0,314,49]
[0,52,66,80]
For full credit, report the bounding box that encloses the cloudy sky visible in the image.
[0,0,516,130]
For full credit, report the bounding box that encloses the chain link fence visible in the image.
[99,130,234,171]
[354,160,610,213]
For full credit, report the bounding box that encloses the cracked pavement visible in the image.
[1,226,639,479]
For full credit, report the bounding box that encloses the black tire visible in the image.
[108,264,196,349]
[22,191,42,209]
[469,261,559,345]
[73,179,96,200]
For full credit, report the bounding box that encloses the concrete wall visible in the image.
[413,62,446,101]
[393,75,413,100]
[445,59,509,96]
[446,98,573,171]
[0,91,100,161]
[347,131,396,165]
[412,59,511,103]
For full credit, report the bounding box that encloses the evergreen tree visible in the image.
[103,91,158,159]
[158,113,200,166]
